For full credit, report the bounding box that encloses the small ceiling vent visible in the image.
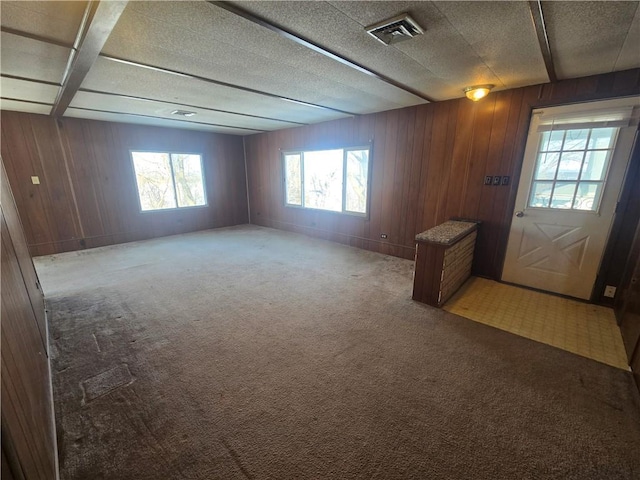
[366,14,424,45]
[170,110,196,117]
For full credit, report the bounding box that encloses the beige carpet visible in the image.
[37,225,640,480]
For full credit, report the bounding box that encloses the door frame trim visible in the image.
[498,94,640,302]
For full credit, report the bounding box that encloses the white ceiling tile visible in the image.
[0,1,88,45]
[100,1,424,115]
[70,91,299,131]
[322,1,503,99]
[543,1,639,79]
[0,32,70,83]
[64,108,256,135]
[616,3,640,71]
[1,99,51,115]
[0,77,59,104]
[81,57,350,125]
[431,1,549,88]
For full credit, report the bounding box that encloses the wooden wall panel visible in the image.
[244,69,640,281]
[1,112,249,256]
[1,156,57,479]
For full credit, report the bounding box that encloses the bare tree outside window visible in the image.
[304,149,343,212]
[345,150,368,213]
[132,152,206,211]
[283,147,370,215]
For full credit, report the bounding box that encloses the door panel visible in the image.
[503,97,639,299]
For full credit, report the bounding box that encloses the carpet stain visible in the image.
[81,364,134,404]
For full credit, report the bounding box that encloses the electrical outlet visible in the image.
[604,285,616,298]
[493,176,501,185]
[501,176,510,186]
[484,176,492,185]
[380,233,388,239]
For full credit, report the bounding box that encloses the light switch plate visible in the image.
[31,176,40,185]
[604,285,616,298]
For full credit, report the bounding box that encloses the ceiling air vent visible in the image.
[366,14,424,45]
[170,110,196,117]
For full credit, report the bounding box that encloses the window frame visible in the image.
[130,150,208,213]
[282,145,372,218]
[525,126,620,214]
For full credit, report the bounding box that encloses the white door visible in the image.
[502,97,639,299]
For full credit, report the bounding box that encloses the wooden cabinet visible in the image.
[412,221,477,307]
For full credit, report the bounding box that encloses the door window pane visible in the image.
[588,128,616,149]
[573,183,602,211]
[581,151,609,181]
[132,152,177,211]
[550,182,577,209]
[529,182,553,208]
[557,151,584,180]
[303,149,343,212]
[171,154,206,207]
[540,130,565,151]
[284,153,302,206]
[563,129,589,150]
[534,152,559,180]
[345,150,369,213]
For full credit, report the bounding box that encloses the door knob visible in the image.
[515,211,524,217]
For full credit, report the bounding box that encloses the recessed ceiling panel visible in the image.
[0,1,88,45]
[100,1,424,116]
[1,99,51,115]
[543,1,639,79]
[70,91,299,131]
[65,108,257,136]
[0,77,59,104]
[431,1,548,88]
[0,33,70,83]
[81,57,349,125]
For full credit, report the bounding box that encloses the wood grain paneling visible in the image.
[1,156,57,479]
[616,221,640,392]
[244,69,640,281]
[1,112,249,256]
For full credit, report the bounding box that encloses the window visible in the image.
[131,151,206,211]
[283,147,370,215]
[528,126,620,212]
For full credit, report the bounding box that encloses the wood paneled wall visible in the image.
[1,112,249,256]
[616,220,640,393]
[245,69,640,282]
[1,158,57,479]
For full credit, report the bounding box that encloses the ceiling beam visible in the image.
[50,0,128,117]
[528,0,558,83]
[209,1,436,103]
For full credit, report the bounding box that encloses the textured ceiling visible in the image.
[1,0,639,135]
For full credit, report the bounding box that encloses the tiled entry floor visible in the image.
[443,277,629,370]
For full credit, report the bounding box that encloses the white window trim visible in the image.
[130,150,208,213]
[282,145,372,217]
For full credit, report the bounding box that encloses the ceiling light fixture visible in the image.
[170,110,197,117]
[464,85,494,101]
